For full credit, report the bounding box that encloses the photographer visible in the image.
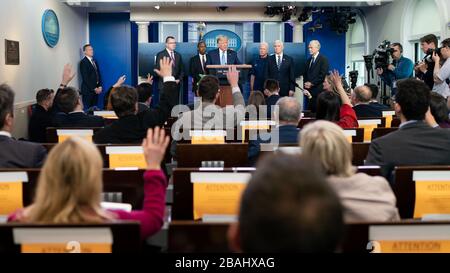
[432,38,450,98]
[377,43,414,97]
[415,34,438,90]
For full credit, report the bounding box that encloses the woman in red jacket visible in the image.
[8,127,169,240]
[316,70,358,129]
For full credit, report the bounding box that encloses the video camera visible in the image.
[363,40,394,71]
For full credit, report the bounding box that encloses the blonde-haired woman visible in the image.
[8,127,169,239]
[300,120,399,222]
[322,74,339,94]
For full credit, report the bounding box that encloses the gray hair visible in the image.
[260,42,269,49]
[275,97,301,123]
[274,40,284,48]
[309,40,321,50]
[353,85,372,103]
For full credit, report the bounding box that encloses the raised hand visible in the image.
[61,63,76,86]
[432,51,440,63]
[153,57,173,78]
[113,75,126,88]
[226,65,239,88]
[330,70,343,88]
[142,126,170,170]
[146,73,154,85]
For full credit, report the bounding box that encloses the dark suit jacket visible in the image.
[190,54,209,93]
[79,56,102,95]
[138,102,150,113]
[365,121,450,181]
[93,82,178,144]
[265,94,281,119]
[155,49,184,84]
[266,54,295,97]
[52,112,105,128]
[28,104,53,143]
[369,102,390,112]
[0,135,47,168]
[353,104,383,118]
[207,48,241,66]
[206,49,241,85]
[419,61,435,90]
[304,53,329,96]
[248,124,300,165]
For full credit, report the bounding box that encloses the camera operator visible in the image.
[377,42,414,97]
[415,34,438,90]
[432,38,450,98]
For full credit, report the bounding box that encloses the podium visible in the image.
[206,64,252,108]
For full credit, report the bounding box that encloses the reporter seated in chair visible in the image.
[300,120,399,222]
[248,97,301,165]
[352,85,383,118]
[0,84,47,168]
[52,87,105,128]
[9,127,170,240]
[228,153,344,253]
[365,79,450,180]
[316,71,358,129]
[28,88,55,143]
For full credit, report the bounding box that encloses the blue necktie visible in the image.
[310,57,315,69]
[277,55,281,70]
[221,51,226,65]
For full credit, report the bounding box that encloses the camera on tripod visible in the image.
[348,70,358,89]
[363,40,394,71]
[362,40,395,105]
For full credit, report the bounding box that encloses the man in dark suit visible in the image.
[248,97,301,165]
[366,84,390,111]
[94,57,178,144]
[155,36,184,106]
[28,89,55,142]
[366,79,450,181]
[52,87,105,128]
[0,84,46,168]
[207,35,241,66]
[189,41,208,96]
[304,40,329,113]
[351,85,383,118]
[79,44,102,111]
[206,35,241,85]
[266,40,295,97]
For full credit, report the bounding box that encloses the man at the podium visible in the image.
[205,35,246,107]
[207,35,241,67]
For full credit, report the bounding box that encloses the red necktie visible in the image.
[170,51,175,67]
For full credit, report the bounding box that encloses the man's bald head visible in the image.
[275,97,301,124]
[353,85,372,104]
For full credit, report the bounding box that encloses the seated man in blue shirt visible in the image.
[248,97,301,165]
[377,42,414,97]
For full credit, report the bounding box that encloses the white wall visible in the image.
[363,0,450,55]
[0,0,88,138]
